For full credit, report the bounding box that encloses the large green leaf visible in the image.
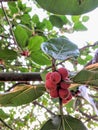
[41,37,79,60]
[14,25,29,48]
[0,84,45,106]
[35,0,98,15]
[41,115,87,130]
[72,69,98,86]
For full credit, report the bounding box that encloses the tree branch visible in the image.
[0,118,14,130]
[0,72,42,81]
[1,2,21,51]
[79,110,98,122]
[33,101,56,116]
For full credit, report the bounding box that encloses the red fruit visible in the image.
[45,72,52,80]
[60,78,70,89]
[45,79,57,91]
[50,71,61,84]
[21,50,30,57]
[62,91,72,104]
[49,89,59,98]
[59,88,70,99]
[58,67,68,80]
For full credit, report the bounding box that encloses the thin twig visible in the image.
[79,110,98,121]
[0,2,22,51]
[0,118,14,130]
[33,101,56,116]
[79,41,98,51]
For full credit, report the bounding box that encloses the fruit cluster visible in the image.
[45,67,72,104]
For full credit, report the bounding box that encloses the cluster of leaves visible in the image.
[0,0,98,130]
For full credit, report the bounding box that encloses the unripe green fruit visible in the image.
[58,67,68,80]
[49,89,59,98]
[50,71,61,84]
[45,72,52,80]
[45,79,57,91]
[59,88,70,99]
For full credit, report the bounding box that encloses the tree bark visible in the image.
[0,72,42,81]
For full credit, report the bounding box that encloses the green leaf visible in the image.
[41,37,79,60]
[41,115,87,130]
[8,2,18,15]
[21,14,31,25]
[74,22,87,31]
[28,36,44,51]
[14,25,29,48]
[72,68,98,86]
[43,19,53,30]
[71,16,81,23]
[0,84,45,106]
[0,109,9,119]
[82,16,90,22]
[49,15,67,28]
[35,0,98,15]
[0,48,17,60]
[30,50,51,65]
[32,14,40,24]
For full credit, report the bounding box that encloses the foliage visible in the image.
[0,0,98,130]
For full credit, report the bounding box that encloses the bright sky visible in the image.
[66,7,98,48]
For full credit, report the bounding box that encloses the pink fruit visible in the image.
[49,89,59,98]
[62,91,72,104]
[21,50,30,57]
[60,78,70,89]
[59,88,70,99]
[58,67,68,80]
[45,72,52,80]
[50,71,61,84]
[45,79,57,91]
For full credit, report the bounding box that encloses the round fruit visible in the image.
[59,88,70,99]
[49,89,59,98]
[62,91,72,104]
[45,72,52,80]
[45,79,57,91]
[21,50,30,57]
[60,79,70,89]
[58,67,68,80]
[36,0,98,15]
[50,71,61,84]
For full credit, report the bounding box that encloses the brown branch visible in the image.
[0,118,14,130]
[0,72,42,81]
[0,2,22,51]
[79,110,98,121]
[79,41,98,51]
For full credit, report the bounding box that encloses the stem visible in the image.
[59,98,65,130]
[1,2,22,51]
[52,58,56,72]
[0,118,14,130]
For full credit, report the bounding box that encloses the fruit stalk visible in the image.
[59,98,65,130]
